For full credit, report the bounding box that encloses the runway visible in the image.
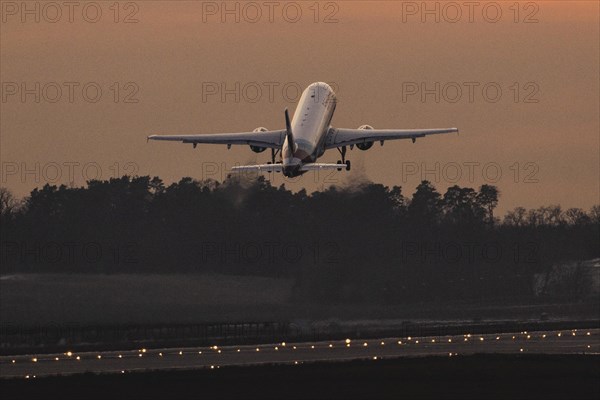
[2,328,598,379]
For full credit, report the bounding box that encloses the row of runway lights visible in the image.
[16,329,596,365]
[15,330,596,379]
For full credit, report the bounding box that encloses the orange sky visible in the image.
[1,1,598,214]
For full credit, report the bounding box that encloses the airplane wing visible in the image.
[147,130,286,149]
[325,127,458,149]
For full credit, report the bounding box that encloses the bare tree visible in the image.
[545,205,565,226]
[565,208,590,225]
[589,205,600,224]
[0,187,18,219]
[504,206,527,226]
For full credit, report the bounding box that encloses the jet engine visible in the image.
[356,125,374,150]
[249,127,268,153]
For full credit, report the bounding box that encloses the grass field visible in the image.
[1,273,598,327]
[0,273,293,326]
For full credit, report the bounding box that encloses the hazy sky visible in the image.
[1,1,598,214]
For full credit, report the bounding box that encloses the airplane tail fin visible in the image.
[284,108,294,154]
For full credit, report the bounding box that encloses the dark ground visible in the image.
[2,354,599,400]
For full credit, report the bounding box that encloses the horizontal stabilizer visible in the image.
[300,163,347,171]
[230,163,349,173]
[231,164,283,172]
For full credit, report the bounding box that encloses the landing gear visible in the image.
[336,160,351,171]
[336,146,347,163]
[268,148,281,173]
[336,146,350,171]
[270,148,277,164]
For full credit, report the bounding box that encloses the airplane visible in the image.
[147,82,458,177]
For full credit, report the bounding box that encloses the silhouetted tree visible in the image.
[407,180,441,225]
[477,184,500,225]
[441,185,484,225]
[1,176,598,305]
[0,187,17,217]
[589,205,600,224]
[504,207,527,226]
[564,208,590,226]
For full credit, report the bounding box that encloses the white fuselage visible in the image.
[282,82,336,177]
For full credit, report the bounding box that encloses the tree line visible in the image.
[0,176,598,304]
